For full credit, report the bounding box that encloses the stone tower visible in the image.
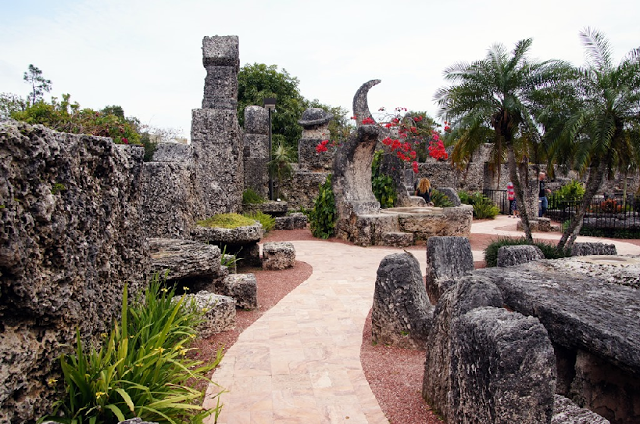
[191,35,244,217]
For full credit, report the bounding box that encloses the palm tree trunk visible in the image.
[557,160,607,250]
[507,146,533,242]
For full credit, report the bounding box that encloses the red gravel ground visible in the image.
[196,226,640,423]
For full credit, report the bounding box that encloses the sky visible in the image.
[1,0,638,140]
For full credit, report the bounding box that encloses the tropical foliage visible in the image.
[436,38,571,241]
[371,150,397,208]
[41,280,221,423]
[309,174,336,239]
[540,28,640,249]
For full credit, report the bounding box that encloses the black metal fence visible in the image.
[483,189,640,237]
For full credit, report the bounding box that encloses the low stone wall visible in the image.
[0,121,148,422]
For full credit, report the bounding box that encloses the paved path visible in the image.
[204,217,640,423]
[204,241,426,423]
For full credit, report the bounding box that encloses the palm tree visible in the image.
[542,28,640,250]
[435,39,570,242]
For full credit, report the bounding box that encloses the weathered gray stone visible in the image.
[142,161,200,238]
[571,242,617,256]
[192,222,263,244]
[381,205,473,241]
[278,168,329,211]
[243,106,269,197]
[450,307,556,424]
[422,276,504,422]
[262,242,295,270]
[297,108,335,173]
[436,187,462,206]
[380,231,414,248]
[475,255,640,423]
[148,238,223,292]
[372,252,433,349]
[425,236,474,304]
[219,273,258,309]
[243,200,288,217]
[342,213,399,247]
[177,291,236,338]
[151,142,193,162]
[497,244,544,267]
[274,212,307,230]
[0,121,147,422]
[552,395,610,424]
[201,35,239,110]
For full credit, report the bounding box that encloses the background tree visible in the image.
[541,28,640,249]
[435,39,569,242]
[23,64,52,106]
[0,93,26,119]
[237,63,307,154]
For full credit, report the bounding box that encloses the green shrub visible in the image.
[458,191,499,219]
[242,188,266,205]
[549,180,585,208]
[243,211,275,233]
[42,279,222,423]
[431,189,453,208]
[484,237,571,267]
[309,174,336,239]
[371,150,397,208]
[197,213,257,229]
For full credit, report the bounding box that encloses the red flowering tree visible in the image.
[317,107,450,173]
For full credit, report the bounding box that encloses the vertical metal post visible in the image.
[268,108,273,201]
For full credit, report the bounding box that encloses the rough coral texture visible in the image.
[274,213,307,230]
[243,105,269,198]
[497,244,544,267]
[177,291,236,338]
[371,252,433,349]
[0,121,147,423]
[552,395,610,424]
[476,255,640,423]
[450,307,556,424]
[422,276,504,422]
[571,242,617,256]
[261,242,296,270]
[425,236,475,304]
[220,273,258,309]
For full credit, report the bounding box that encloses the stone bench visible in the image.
[262,242,296,270]
[191,222,263,267]
[148,238,226,292]
[571,242,617,256]
[274,212,307,230]
[381,231,414,248]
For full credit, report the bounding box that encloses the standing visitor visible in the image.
[538,172,550,217]
[415,178,433,206]
[507,181,518,218]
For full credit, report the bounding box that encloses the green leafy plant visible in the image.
[268,143,293,199]
[242,188,266,205]
[197,213,257,229]
[458,191,499,219]
[220,245,241,271]
[309,174,336,239]
[484,237,571,267]
[242,211,275,233]
[371,150,397,208]
[41,278,222,423]
[430,189,453,207]
[549,180,585,208]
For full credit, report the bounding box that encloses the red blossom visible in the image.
[122,137,129,144]
[351,116,357,120]
[412,161,419,173]
[362,117,375,125]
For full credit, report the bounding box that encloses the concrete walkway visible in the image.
[204,217,640,423]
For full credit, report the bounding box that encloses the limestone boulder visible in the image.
[372,252,433,349]
[262,242,296,270]
[450,307,556,424]
[425,236,474,304]
[552,395,610,424]
[422,275,504,422]
[497,244,544,267]
[571,242,617,256]
[219,274,258,309]
[0,121,147,422]
[274,213,307,230]
[177,291,236,338]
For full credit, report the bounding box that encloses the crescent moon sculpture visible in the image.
[352,79,381,127]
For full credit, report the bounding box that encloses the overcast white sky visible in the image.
[1,0,638,140]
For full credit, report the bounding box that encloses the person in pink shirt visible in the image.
[507,181,518,218]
